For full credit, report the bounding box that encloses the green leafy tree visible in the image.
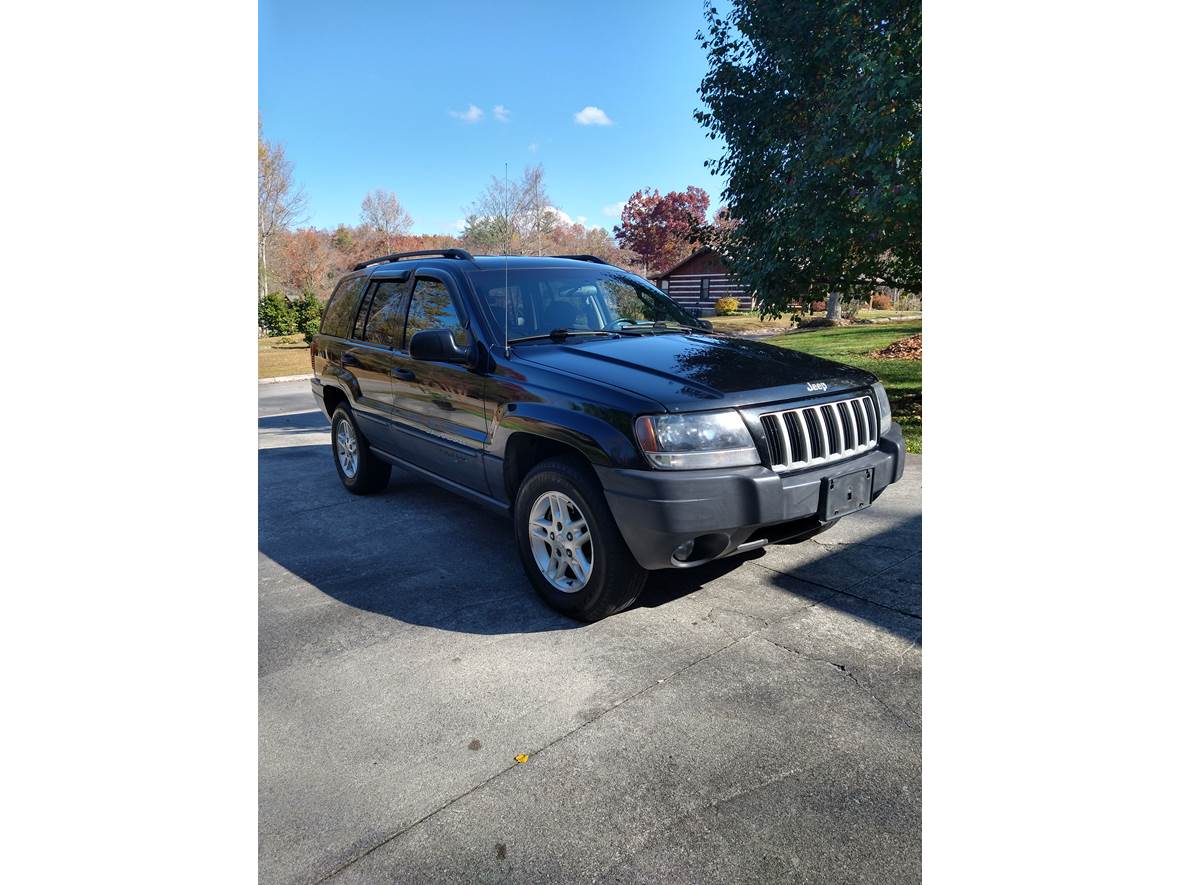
[293,290,323,343]
[461,213,513,253]
[258,292,297,337]
[695,0,921,317]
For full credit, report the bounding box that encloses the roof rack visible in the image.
[352,248,475,272]
[551,254,609,265]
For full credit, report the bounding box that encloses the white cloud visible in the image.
[574,106,613,126]
[576,215,588,225]
[449,104,484,123]
[602,201,626,218]
[452,218,467,232]
[493,105,510,122]
[527,142,538,153]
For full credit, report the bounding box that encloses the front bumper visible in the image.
[595,423,906,570]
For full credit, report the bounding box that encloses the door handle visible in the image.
[393,367,416,381]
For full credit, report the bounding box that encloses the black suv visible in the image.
[312,250,904,621]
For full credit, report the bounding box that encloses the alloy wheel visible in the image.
[527,491,593,592]
[336,416,359,478]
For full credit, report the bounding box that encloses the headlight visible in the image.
[871,381,892,434]
[634,410,760,469]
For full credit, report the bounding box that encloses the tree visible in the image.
[612,186,709,275]
[695,0,921,317]
[274,228,333,297]
[258,126,307,299]
[258,291,296,337]
[293,290,324,343]
[360,188,413,249]
[462,164,560,255]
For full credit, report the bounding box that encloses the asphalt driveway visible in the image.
[259,380,921,884]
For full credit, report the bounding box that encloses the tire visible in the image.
[330,404,391,495]
[514,456,648,622]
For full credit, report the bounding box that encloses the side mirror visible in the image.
[409,328,469,364]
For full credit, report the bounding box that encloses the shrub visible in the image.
[259,292,297,337]
[870,293,893,310]
[809,300,826,313]
[796,317,838,329]
[293,290,324,343]
[714,297,740,316]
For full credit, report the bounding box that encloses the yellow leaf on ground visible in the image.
[514,754,529,764]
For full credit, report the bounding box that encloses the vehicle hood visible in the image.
[514,332,877,412]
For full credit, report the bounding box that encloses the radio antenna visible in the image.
[503,161,510,358]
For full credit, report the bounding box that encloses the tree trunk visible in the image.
[260,237,269,299]
[825,291,841,320]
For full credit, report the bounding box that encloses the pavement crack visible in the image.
[312,629,763,884]
[759,635,919,733]
[751,557,922,622]
[590,761,817,884]
[809,536,919,553]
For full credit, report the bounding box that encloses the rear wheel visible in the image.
[514,456,647,621]
[331,404,390,495]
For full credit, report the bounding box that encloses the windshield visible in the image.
[465,267,707,343]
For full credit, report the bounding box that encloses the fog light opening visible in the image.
[672,540,696,562]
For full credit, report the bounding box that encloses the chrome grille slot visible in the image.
[760,414,786,466]
[802,409,823,458]
[837,401,855,449]
[760,394,880,471]
[820,405,840,455]
[784,411,805,463]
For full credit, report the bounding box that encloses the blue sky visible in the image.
[259,0,728,234]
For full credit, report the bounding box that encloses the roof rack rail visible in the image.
[352,248,475,272]
[551,254,609,264]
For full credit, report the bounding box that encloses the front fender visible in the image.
[490,402,644,469]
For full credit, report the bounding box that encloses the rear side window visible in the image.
[405,278,467,347]
[364,279,412,348]
[352,287,377,339]
[320,276,366,338]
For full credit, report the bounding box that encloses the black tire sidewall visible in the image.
[514,459,644,620]
[331,407,360,490]
[330,405,388,494]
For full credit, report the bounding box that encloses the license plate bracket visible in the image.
[822,468,875,520]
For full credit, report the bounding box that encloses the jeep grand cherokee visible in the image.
[312,250,904,621]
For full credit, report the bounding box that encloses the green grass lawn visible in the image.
[765,320,922,453]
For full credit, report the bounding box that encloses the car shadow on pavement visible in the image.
[258,412,334,434]
[259,440,920,641]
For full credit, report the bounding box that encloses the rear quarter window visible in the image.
[320,276,366,338]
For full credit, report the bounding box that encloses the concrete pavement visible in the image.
[259,380,921,884]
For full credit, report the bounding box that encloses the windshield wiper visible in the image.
[615,321,707,335]
[508,329,618,344]
[652,321,708,333]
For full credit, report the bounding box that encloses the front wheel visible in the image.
[514,457,647,622]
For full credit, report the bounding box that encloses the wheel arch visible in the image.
[502,432,599,504]
[492,402,645,503]
[321,383,348,418]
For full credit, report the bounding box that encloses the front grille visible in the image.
[759,394,879,471]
